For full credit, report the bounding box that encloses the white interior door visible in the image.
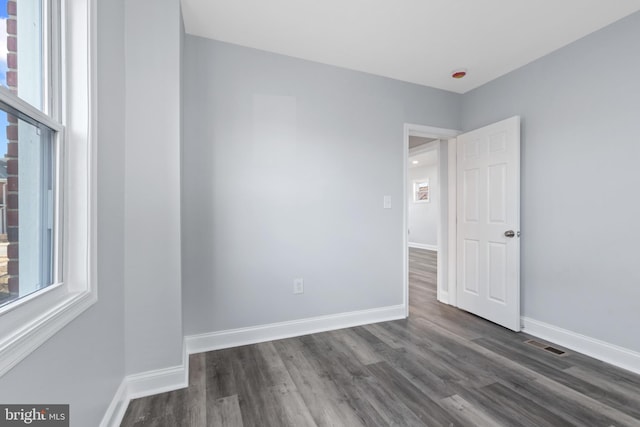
[456,116,520,331]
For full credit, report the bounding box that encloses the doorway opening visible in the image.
[408,138,440,314]
[403,124,459,317]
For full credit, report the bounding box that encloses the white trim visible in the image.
[437,290,449,305]
[186,304,405,355]
[408,242,438,251]
[406,124,459,140]
[403,123,460,316]
[432,140,444,305]
[100,342,189,427]
[447,138,457,307]
[125,364,188,400]
[99,380,128,427]
[99,366,189,427]
[0,291,96,377]
[0,87,64,132]
[403,125,409,317]
[522,317,640,376]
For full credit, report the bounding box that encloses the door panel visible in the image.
[488,242,507,303]
[463,169,479,222]
[488,164,507,223]
[457,116,520,331]
[463,239,479,294]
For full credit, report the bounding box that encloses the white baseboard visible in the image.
[100,344,189,427]
[408,242,438,251]
[101,311,640,426]
[186,304,406,355]
[101,305,404,426]
[521,317,640,376]
[99,380,128,427]
[125,364,188,399]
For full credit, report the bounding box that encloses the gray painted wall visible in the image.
[3,8,639,425]
[0,0,126,424]
[182,36,462,335]
[462,11,640,352]
[124,0,183,374]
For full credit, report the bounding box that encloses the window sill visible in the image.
[0,287,97,377]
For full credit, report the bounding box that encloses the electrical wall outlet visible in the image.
[293,277,304,294]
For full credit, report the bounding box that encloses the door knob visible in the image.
[504,230,516,238]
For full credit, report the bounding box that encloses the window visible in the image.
[0,0,95,376]
[0,0,61,309]
[413,179,430,203]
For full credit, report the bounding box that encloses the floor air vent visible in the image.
[525,339,568,356]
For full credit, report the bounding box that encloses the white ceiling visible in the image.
[181,0,640,94]
[409,150,438,168]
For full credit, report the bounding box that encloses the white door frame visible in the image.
[403,123,460,317]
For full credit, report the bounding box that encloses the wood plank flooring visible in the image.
[121,248,640,426]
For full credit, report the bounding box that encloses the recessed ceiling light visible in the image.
[451,69,467,79]
[412,160,419,164]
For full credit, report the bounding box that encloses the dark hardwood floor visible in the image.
[121,248,640,426]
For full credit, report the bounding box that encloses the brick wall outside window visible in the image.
[6,0,18,294]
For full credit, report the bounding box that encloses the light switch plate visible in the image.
[383,195,392,209]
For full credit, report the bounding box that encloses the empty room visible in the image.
[0,0,639,426]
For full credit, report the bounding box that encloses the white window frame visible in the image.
[0,0,97,377]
